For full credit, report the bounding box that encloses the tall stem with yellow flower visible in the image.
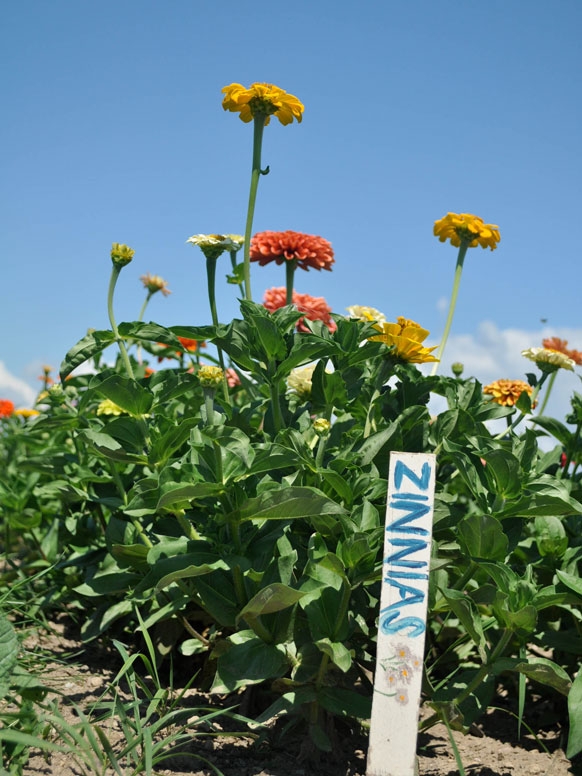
[430,213,500,376]
[108,243,136,380]
[221,82,304,303]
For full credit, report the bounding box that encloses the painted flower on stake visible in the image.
[263,287,336,333]
[433,213,500,250]
[250,231,334,272]
[222,82,304,126]
[140,273,171,297]
[346,305,386,323]
[0,399,15,418]
[111,243,135,267]
[522,347,575,373]
[287,364,317,399]
[186,234,236,261]
[369,317,439,364]
[483,379,534,407]
[542,337,582,366]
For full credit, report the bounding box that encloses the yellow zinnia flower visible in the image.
[370,317,439,364]
[111,243,135,267]
[221,82,304,126]
[198,365,224,388]
[483,379,533,407]
[433,213,500,251]
[14,408,40,418]
[97,399,126,416]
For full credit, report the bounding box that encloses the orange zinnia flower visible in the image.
[0,399,15,418]
[483,379,533,407]
[542,337,582,366]
[263,287,337,333]
[157,337,206,362]
[250,231,334,272]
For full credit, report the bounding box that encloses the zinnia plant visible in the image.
[251,230,334,304]
[537,337,582,414]
[222,83,304,302]
[430,213,500,375]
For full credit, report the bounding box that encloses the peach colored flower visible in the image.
[483,379,533,407]
[225,367,241,388]
[140,273,171,297]
[250,231,334,272]
[542,337,582,366]
[263,287,336,333]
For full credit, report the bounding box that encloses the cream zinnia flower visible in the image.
[346,305,386,323]
[287,364,317,399]
[522,347,575,372]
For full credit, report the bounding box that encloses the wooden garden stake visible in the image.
[367,452,436,776]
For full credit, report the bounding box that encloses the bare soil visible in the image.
[14,618,579,776]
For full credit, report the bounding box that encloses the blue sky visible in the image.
[2,0,581,423]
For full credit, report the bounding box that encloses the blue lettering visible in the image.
[387,499,430,534]
[394,460,431,491]
[385,537,428,568]
[382,576,426,608]
[380,610,426,637]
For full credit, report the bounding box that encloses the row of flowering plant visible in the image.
[1,82,582,761]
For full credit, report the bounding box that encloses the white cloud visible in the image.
[0,362,37,406]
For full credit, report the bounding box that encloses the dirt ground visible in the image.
[14,619,578,776]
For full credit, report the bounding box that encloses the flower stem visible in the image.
[537,370,557,416]
[137,292,153,323]
[206,257,230,403]
[107,264,135,380]
[430,241,469,376]
[241,115,267,302]
[285,259,296,305]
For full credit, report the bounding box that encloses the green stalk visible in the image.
[269,379,285,433]
[137,291,153,323]
[107,264,135,380]
[537,370,557,415]
[206,256,230,403]
[285,259,296,305]
[241,115,267,302]
[430,241,469,376]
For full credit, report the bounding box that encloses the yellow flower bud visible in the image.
[198,365,224,388]
[111,243,135,267]
[313,418,331,436]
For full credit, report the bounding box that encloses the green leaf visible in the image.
[481,449,522,499]
[318,686,372,720]
[211,631,289,692]
[531,416,574,448]
[59,329,116,380]
[0,613,18,700]
[556,569,582,600]
[495,657,571,696]
[236,583,306,625]
[92,373,153,416]
[533,516,568,557]
[81,429,148,464]
[567,669,582,758]
[457,514,508,561]
[237,486,346,522]
[314,638,352,672]
[441,588,487,661]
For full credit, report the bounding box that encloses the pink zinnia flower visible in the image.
[263,287,336,333]
[250,231,334,272]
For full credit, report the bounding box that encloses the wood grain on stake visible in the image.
[367,452,436,776]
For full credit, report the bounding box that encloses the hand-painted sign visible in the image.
[367,452,436,776]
